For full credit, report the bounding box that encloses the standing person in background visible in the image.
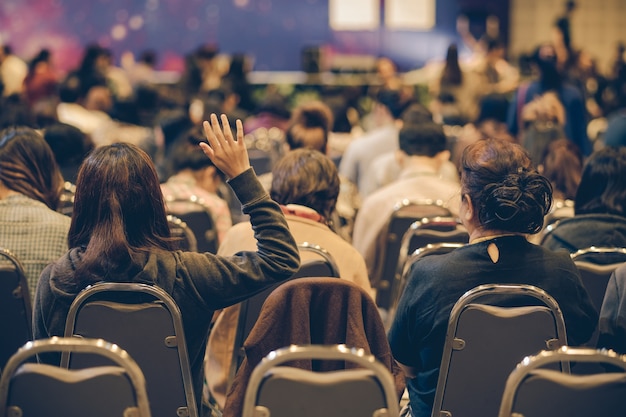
[0,126,71,300]
[507,43,591,156]
[429,43,481,125]
[32,114,300,413]
[0,43,27,97]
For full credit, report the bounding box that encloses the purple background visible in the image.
[0,0,507,73]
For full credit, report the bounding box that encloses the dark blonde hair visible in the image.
[461,138,552,234]
[0,126,64,210]
[270,148,339,221]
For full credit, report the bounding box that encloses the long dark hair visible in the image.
[0,126,64,210]
[575,146,626,216]
[67,142,174,286]
[440,43,463,87]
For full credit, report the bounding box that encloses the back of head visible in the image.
[0,126,64,210]
[376,88,411,120]
[441,43,462,86]
[399,123,447,157]
[575,146,626,216]
[285,101,333,153]
[270,148,339,221]
[167,127,222,177]
[70,143,172,281]
[540,139,582,200]
[44,123,93,167]
[461,138,552,234]
[400,103,433,126]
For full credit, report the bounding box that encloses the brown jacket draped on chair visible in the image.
[222,277,405,417]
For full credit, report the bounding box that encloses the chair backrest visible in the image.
[386,242,465,330]
[569,247,626,350]
[0,337,151,417]
[61,282,197,417]
[432,284,569,417]
[375,200,453,309]
[228,243,341,383]
[242,344,400,417]
[57,181,76,217]
[244,127,285,175]
[0,248,32,372]
[499,346,626,417]
[166,196,219,253]
[167,214,199,252]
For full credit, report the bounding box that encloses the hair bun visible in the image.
[480,171,552,234]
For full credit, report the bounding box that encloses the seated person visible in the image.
[542,146,626,258]
[598,262,626,354]
[160,127,232,244]
[0,126,71,300]
[205,148,374,410]
[388,138,597,417]
[32,114,301,413]
[352,122,461,285]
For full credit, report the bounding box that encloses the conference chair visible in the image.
[227,242,341,384]
[242,344,400,417]
[374,199,453,309]
[224,277,403,417]
[386,242,465,330]
[61,282,198,417]
[432,284,569,417]
[571,247,626,312]
[165,196,219,254]
[498,346,626,417]
[0,337,151,417]
[167,214,199,252]
[0,248,31,372]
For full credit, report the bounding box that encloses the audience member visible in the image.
[364,103,459,196]
[388,138,597,417]
[23,48,59,107]
[0,44,27,97]
[507,43,591,155]
[428,43,482,125]
[598,262,626,353]
[542,146,626,256]
[339,88,411,195]
[32,114,300,412]
[160,127,232,244]
[205,148,373,410]
[539,138,582,202]
[43,122,94,184]
[0,126,71,299]
[352,122,461,285]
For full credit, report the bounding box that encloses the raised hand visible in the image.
[200,113,251,179]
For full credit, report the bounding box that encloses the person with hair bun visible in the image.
[388,138,597,417]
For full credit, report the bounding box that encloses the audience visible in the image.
[598,262,626,354]
[352,122,461,285]
[205,147,374,410]
[0,126,71,300]
[388,138,597,417]
[32,114,300,412]
[43,122,94,184]
[542,146,626,257]
[160,127,232,244]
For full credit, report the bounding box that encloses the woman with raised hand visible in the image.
[33,114,300,410]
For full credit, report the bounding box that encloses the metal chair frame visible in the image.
[0,337,151,417]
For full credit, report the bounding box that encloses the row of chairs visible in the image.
[0,240,344,417]
[3,284,626,417]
